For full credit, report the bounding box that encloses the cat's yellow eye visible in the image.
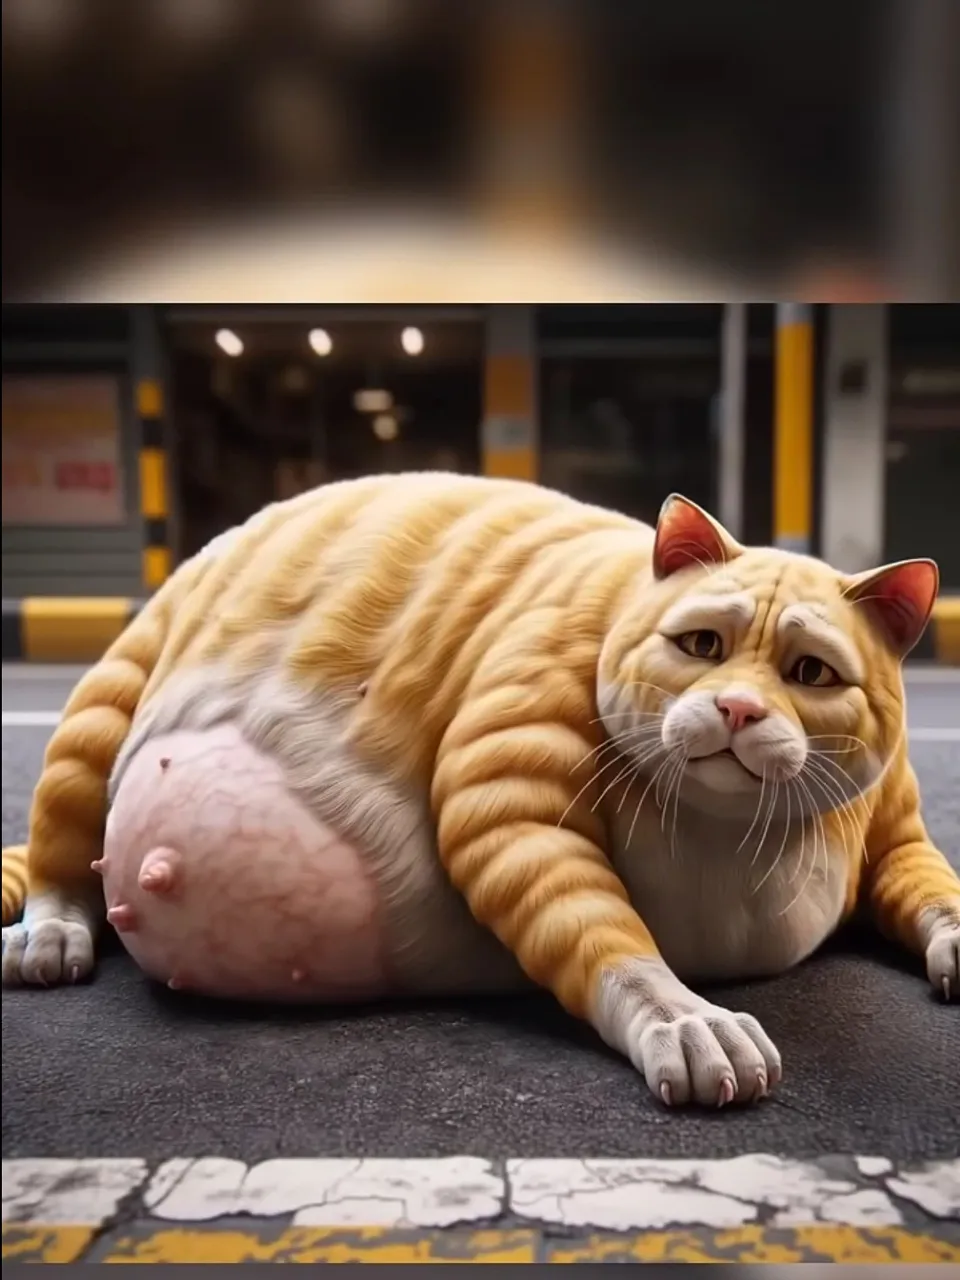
[790,656,840,688]
[676,629,724,661]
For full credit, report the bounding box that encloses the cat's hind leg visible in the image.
[2,601,168,988]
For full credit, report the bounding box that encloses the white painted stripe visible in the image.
[3,709,959,740]
[144,1156,504,1228]
[1,1159,147,1226]
[2,1156,958,1231]
[904,666,960,684]
[2,711,62,727]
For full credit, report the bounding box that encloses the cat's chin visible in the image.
[678,752,765,816]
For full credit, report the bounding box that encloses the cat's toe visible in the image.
[637,1008,780,1108]
[1,918,95,987]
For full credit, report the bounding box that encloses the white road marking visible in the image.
[1,1159,147,1226]
[2,712,63,727]
[145,1156,503,1228]
[3,709,960,742]
[2,1156,957,1231]
[886,1163,960,1220]
[506,1156,906,1231]
[904,667,960,684]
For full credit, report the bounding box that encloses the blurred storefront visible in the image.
[2,302,958,599]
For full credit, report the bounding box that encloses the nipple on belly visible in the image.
[138,846,182,896]
[106,903,137,933]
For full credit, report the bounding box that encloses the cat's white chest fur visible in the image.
[606,791,849,982]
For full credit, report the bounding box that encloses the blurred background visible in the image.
[2,0,958,302]
[1,2,958,608]
[2,302,959,600]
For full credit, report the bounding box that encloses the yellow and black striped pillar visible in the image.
[137,377,172,591]
[482,306,538,482]
[773,302,815,554]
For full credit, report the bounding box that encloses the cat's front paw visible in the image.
[925,918,959,1002]
[633,1006,782,1108]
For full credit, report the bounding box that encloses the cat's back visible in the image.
[164,472,641,667]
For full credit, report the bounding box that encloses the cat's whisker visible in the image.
[588,710,666,725]
[735,768,768,855]
[560,742,655,827]
[786,778,808,886]
[753,779,792,894]
[801,759,867,860]
[571,722,662,773]
[622,679,677,699]
[592,741,665,812]
[779,777,824,916]
[807,753,869,836]
[625,750,680,849]
[749,779,780,872]
[667,756,687,861]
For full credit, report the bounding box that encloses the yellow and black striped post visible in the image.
[773,302,815,554]
[137,377,172,591]
[482,306,538,481]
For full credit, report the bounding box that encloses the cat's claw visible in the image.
[925,919,959,1003]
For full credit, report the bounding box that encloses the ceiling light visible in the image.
[400,326,424,356]
[373,413,399,442]
[215,328,244,357]
[353,388,393,413]
[308,328,333,356]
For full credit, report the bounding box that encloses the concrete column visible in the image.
[820,305,889,573]
[773,303,815,553]
[482,305,538,481]
[130,306,173,591]
[717,303,747,538]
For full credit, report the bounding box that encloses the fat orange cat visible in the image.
[2,473,958,1108]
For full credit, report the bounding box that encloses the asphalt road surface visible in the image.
[3,664,959,1165]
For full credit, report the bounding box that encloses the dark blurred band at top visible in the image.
[2,0,958,303]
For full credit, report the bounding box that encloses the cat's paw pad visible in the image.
[635,1007,782,1108]
[1,918,95,987]
[925,920,959,1002]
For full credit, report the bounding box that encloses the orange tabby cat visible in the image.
[2,473,957,1108]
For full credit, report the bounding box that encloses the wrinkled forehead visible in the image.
[661,554,869,679]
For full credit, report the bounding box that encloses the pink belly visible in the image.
[101,724,389,1002]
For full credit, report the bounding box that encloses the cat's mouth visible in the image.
[694,748,763,782]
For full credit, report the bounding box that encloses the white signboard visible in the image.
[2,375,126,526]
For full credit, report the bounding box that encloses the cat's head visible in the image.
[597,494,938,820]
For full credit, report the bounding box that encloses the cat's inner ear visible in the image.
[653,494,741,579]
[844,558,940,657]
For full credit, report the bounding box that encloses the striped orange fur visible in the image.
[2,474,956,1097]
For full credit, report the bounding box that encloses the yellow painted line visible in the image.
[136,379,164,419]
[142,545,173,590]
[483,445,537,480]
[20,597,132,664]
[933,597,960,665]
[1,1226,97,1263]
[548,1225,960,1265]
[139,448,169,520]
[5,1224,958,1265]
[773,312,814,547]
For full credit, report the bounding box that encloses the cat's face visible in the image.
[598,496,939,821]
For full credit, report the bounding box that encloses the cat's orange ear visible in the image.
[653,494,741,579]
[844,558,939,657]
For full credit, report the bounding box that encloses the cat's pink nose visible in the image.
[716,690,768,732]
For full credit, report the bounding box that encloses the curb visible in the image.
[1,598,145,664]
[3,1156,958,1265]
[2,597,959,666]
